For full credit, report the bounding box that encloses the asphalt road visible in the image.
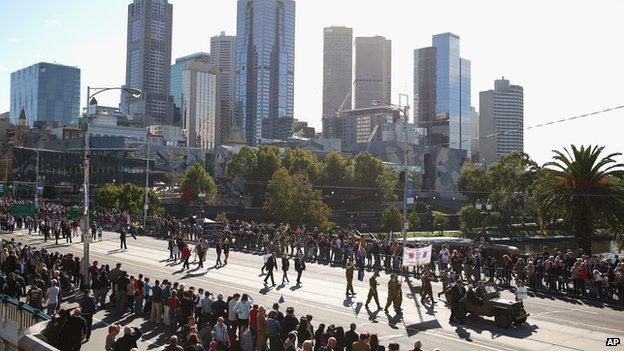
[8,230,624,351]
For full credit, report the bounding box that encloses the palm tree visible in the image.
[532,145,624,254]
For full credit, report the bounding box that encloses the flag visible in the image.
[403,245,432,266]
[278,295,285,304]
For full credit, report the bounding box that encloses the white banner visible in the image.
[403,245,432,266]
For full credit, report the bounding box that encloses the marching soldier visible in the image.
[345,258,356,296]
[394,275,403,312]
[420,272,435,304]
[365,271,381,310]
[384,274,396,313]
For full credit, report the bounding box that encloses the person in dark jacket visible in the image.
[264,253,277,286]
[61,308,87,351]
[281,255,290,284]
[343,323,358,351]
[113,326,142,351]
[294,254,306,285]
[449,280,466,324]
[212,294,228,322]
[281,306,299,342]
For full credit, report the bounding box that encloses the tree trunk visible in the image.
[575,214,592,256]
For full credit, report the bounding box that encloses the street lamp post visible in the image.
[82,86,141,287]
[371,97,410,246]
[143,137,150,230]
[475,199,493,242]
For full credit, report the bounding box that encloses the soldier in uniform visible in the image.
[394,275,403,312]
[420,272,435,304]
[384,274,397,313]
[345,258,356,296]
[365,271,381,310]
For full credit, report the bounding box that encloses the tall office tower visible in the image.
[470,106,479,162]
[414,33,471,154]
[322,27,353,124]
[122,0,174,126]
[478,77,524,165]
[171,52,212,125]
[10,62,80,127]
[180,61,219,150]
[353,36,391,109]
[211,32,237,145]
[235,0,296,146]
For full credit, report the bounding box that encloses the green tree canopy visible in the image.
[95,183,163,215]
[353,152,395,201]
[532,145,624,254]
[264,167,333,231]
[432,211,450,234]
[408,211,421,231]
[459,205,479,237]
[381,206,403,232]
[180,163,217,205]
[226,145,258,179]
[319,151,354,194]
[282,148,322,181]
[458,167,491,204]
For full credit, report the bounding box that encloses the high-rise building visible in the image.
[322,27,353,120]
[470,106,479,161]
[353,36,391,109]
[10,62,80,127]
[414,33,471,155]
[235,0,296,146]
[171,52,212,125]
[478,77,524,165]
[210,32,236,145]
[122,0,174,126]
[179,61,220,150]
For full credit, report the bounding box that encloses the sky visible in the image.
[1,0,623,164]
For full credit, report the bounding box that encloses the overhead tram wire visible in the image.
[239,104,624,198]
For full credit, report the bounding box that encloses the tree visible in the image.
[94,183,163,215]
[180,163,217,205]
[459,205,479,237]
[227,146,258,179]
[353,152,390,200]
[264,167,333,231]
[432,211,450,235]
[376,167,399,201]
[408,211,421,231]
[458,167,492,204]
[532,145,624,254]
[215,212,228,224]
[282,148,322,181]
[381,206,403,232]
[248,146,282,202]
[320,151,354,194]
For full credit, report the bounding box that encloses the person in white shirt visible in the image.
[46,279,60,315]
[515,279,528,301]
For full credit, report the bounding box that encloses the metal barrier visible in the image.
[0,293,54,351]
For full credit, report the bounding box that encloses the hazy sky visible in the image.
[1,0,623,164]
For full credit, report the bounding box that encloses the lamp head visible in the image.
[123,88,142,98]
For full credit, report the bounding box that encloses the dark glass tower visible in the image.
[235,0,296,145]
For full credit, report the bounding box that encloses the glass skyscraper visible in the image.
[122,0,174,126]
[414,33,471,155]
[235,0,296,145]
[10,62,80,127]
[171,52,211,125]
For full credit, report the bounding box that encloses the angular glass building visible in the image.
[10,62,80,127]
[235,0,296,145]
[414,33,471,155]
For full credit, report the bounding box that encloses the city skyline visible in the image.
[0,0,623,162]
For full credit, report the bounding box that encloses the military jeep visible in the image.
[445,282,529,328]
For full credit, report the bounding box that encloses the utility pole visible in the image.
[143,137,150,229]
[82,86,91,288]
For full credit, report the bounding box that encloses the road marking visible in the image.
[534,315,624,334]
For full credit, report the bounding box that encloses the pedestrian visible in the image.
[351,333,370,351]
[151,279,163,324]
[79,290,97,341]
[212,317,230,350]
[264,253,277,286]
[45,279,60,315]
[113,326,143,351]
[105,324,121,351]
[165,335,184,351]
[294,254,306,285]
[120,228,127,250]
[345,258,356,296]
[449,280,466,324]
[215,240,223,266]
[365,271,381,310]
[61,308,87,351]
[410,340,423,351]
[281,255,290,284]
[515,279,528,302]
[182,245,192,270]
